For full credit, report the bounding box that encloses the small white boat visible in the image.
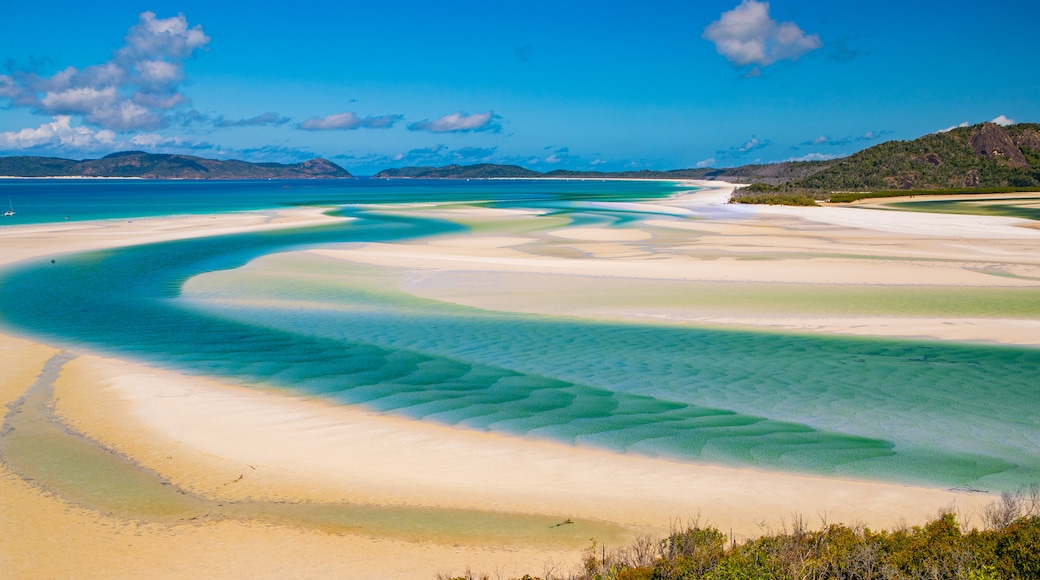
[2,198,13,217]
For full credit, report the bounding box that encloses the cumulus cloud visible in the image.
[298,112,403,131]
[991,115,1015,126]
[216,112,292,128]
[408,111,501,133]
[696,157,717,168]
[703,0,821,68]
[0,12,209,131]
[0,116,116,151]
[0,115,217,156]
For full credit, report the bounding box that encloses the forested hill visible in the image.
[0,151,352,179]
[792,122,1040,191]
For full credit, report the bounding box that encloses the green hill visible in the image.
[0,151,352,179]
[799,122,1040,191]
[734,122,1040,204]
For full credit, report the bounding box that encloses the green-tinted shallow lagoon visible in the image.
[884,196,1040,222]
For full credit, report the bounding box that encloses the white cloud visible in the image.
[937,122,970,133]
[0,12,209,131]
[408,111,500,133]
[991,115,1015,126]
[136,60,182,84]
[119,11,210,62]
[298,112,402,131]
[738,136,765,152]
[696,157,716,168]
[784,152,840,162]
[88,101,164,132]
[0,116,223,157]
[39,86,119,114]
[703,0,822,67]
[0,116,117,150]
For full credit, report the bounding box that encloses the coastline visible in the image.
[2,184,1033,576]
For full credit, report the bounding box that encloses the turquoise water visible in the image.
[0,177,682,225]
[1,180,1038,492]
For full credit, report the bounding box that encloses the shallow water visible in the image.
[885,197,1040,222]
[0,353,620,545]
[1,180,1038,493]
[179,255,1040,491]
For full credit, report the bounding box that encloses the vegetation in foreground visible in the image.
[441,488,1040,580]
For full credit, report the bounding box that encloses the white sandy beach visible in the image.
[2,185,1036,577]
[311,183,1040,346]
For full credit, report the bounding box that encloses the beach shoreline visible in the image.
[2,182,1034,577]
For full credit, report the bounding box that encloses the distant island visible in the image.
[3,123,1038,204]
[0,151,352,179]
[372,161,826,183]
[375,122,1040,205]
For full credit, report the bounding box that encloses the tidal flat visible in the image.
[1,180,1038,576]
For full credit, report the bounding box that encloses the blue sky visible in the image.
[1,1,1037,174]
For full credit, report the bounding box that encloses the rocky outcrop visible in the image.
[1012,128,1040,152]
[970,123,1031,168]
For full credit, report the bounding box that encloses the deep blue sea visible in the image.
[2,178,1038,492]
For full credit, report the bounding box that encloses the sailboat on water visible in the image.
[3,198,14,217]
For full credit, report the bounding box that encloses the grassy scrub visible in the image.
[444,490,1040,580]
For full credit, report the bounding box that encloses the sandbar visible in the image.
[0,189,1028,577]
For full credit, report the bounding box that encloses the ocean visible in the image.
[1,178,1038,492]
